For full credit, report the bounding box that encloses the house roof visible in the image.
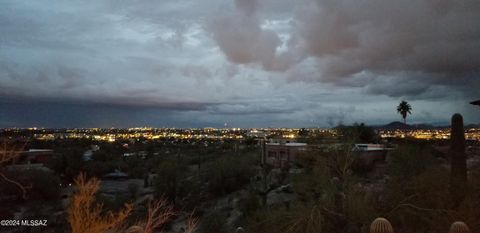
[266,142,307,146]
[104,169,128,178]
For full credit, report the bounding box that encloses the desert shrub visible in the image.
[97,193,132,213]
[91,151,108,161]
[336,123,377,143]
[125,156,148,178]
[0,169,61,201]
[247,204,324,233]
[387,144,436,181]
[288,144,379,232]
[127,183,139,199]
[60,148,86,182]
[238,191,262,216]
[380,165,451,232]
[68,173,197,233]
[204,154,256,196]
[154,157,188,203]
[293,145,354,203]
[84,161,115,178]
[199,211,230,233]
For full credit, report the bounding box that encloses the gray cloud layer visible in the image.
[0,0,479,127]
[208,0,480,97]
[208,0,281,69]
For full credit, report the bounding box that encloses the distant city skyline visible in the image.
[1,0,479,128]
[1,98,477,129]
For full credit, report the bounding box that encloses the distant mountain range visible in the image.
[374,121,480,130]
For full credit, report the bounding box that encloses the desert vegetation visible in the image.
[1,114,479,233]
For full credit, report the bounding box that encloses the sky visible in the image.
[0,0,479,128]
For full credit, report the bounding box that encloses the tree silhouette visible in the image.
[397,100,412,124]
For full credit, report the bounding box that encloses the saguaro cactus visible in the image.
[370,218,393,233]
[450,113,467,207]
[449,221,470,233]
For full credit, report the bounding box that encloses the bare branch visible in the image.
[183,213,199,233]
[0,140,30,199]
[137,199,175,233]
[0,172,30,199]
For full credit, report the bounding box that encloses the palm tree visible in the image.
[397,100,412,124]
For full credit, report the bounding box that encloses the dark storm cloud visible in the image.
[0,0,479,127]
[296,0,480,97]
[207,101,303,115]
[0,96,215,128]
[209,0,480,99]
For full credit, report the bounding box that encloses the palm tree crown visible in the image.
[397,100,412,124]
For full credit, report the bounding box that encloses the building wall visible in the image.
[265,144,307,168]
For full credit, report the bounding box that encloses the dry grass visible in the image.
[137,199,175,233]
[68,173,198,233]
[68,173,132,233]
[183,213,199,233]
